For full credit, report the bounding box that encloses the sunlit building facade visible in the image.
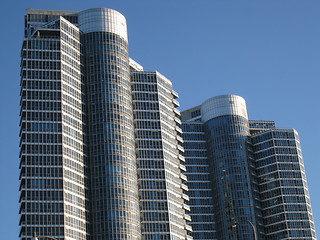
[20,9,88,239]
[181,95,316,240]
[131,71,191,239]
[19,7,316,240]
[250,122,317,239]
[19,8,191,240]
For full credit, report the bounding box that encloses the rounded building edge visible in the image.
[78,8,128,41]
[200,94,248,122]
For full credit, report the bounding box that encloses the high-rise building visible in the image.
[131,71,190,239]
[181,95,317,240]
[20,8,191,240]
[20,7,317,240]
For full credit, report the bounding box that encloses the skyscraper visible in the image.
[20,8,191,240]
[181,95,317,240]
[20,7,317,240]
[131,71,190,239]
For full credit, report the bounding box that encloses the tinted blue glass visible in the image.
[205,115,259,240]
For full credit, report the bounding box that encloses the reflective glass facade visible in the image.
[205,115,261,240]
[181,122,216,240]
[251,126,316,239]
[181,95,317,240]
[19,8,317,240]
[20,11,88,240]
[80,9,141,239]
[20,8,191,240]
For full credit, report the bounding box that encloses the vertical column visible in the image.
[20,30,64,240]
[201,95,259,240]
[252,128,317,239]
[181,121,216,240]
[60,17,88,240]
[79,8,141,239]
[131,71,191,240]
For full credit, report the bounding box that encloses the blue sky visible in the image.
[0,0,319,238]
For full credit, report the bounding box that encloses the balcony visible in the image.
[178,155,186,162]
[176,135,184,143]
[184,214,192,221]
[173,99,180,107]
[172,89,179,99]
[174,108,181,116]
[181,183,189,191]
[185,224,192,232]
[180,173,187,181]
[179,164,187,172]
[174,117,182,125]
[177,144,184,153]
[182,193,190,201]
[183,203,191,211]
[176,126,183,134]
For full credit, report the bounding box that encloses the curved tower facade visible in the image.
[79,8,141,239]
[20,8,193,240]
[201,95,260,240]
[20,8,317,240]
[182,94,317,240]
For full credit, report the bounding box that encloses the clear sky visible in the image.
[0,0,319,239]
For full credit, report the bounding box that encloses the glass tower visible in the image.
[251,122,317,239]
[19,7,317,240]
[181,95,317,240]
[79,9,141,239]
[19,8,191,240]
[20,10,88,240]
[201,95,261,240]
[181,120,216,240]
